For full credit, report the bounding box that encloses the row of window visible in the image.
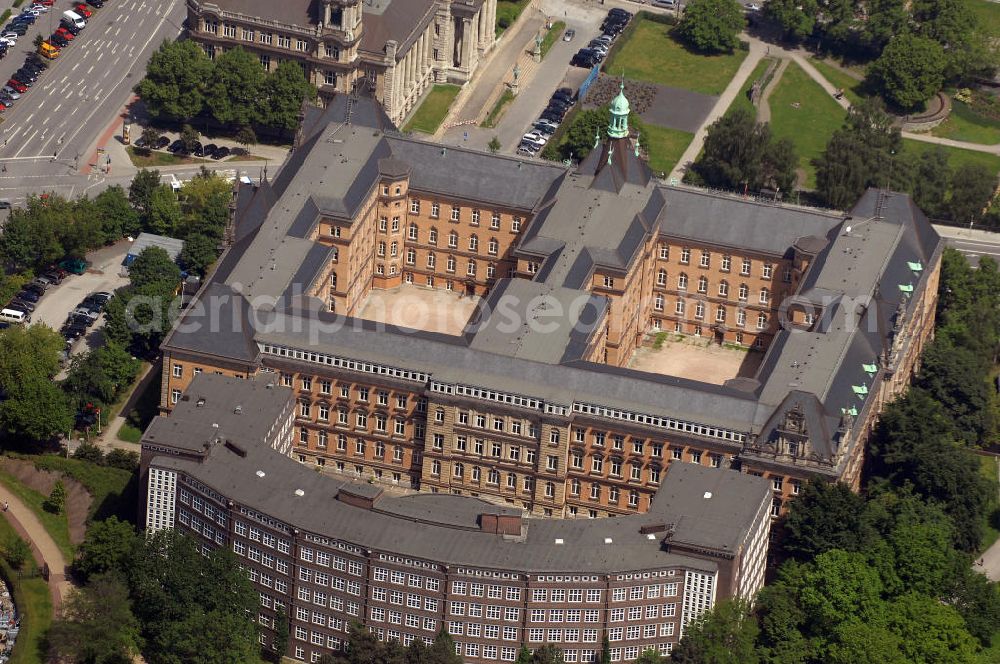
[656,271,779,303]
[652,298,770,328]
[409,201,523,231]
[658,245,786,280]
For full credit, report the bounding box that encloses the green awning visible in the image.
[862,363,878,375]
[852,384,868,396]
[898,284,914,293]
[841,406,858,416]
[907,261,923,272]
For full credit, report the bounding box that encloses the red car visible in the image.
[73,3,92,17]
[34,0,54,5]
[5,80,26,93]
[55,26,74,40]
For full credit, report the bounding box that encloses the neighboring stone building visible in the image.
[185,0,496,124]
[158,91,942,527]
[141,373,773,663]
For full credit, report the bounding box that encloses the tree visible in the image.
[93,186,141,243]
[63,343,141,411]
[234,125,257,155]
[257,60,317,135]
[74,516,137,582]
[144,184,183,236]
[48,574,142,664]
[886,593,979,664]
[128,169,162,219]
[104,449,139,470]
[692,108,797,193]
[4,536,31,571]
[915,337,995,446]
[179,233,218,277]
[600,636,612,664]
[139,126,163,154]
[946,566,1000,646]
[72,442,105,464]
[33,34,44,48]
[126,530,258,664]
[825,621,907,664]
[180,124,200,153]
[273,604,289,659]
[531,644,565,664]
[814,99,901,209]
[44,480,67,515]
[677,0,744,53]
[764,0,817,42]
[635,649,663,664]
[869,34,946,111]
[128,246,181,290]
[135,40,213,122]
[206,47,266,128]
[908,147,950,219]
[0,375,74,442]
[671,600,759,664]
[780,480,873,560]
[178,171,232,239]
[861,0,909,54]
[488,136,502,154]
[948,163,995,224]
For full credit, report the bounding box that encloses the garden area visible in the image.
[125,147,208,169]
[495,0,529,36]
[725,57,776,119]
[931,94,1000,145]
[902,139,1000,179]
[767,61,848,189]
[603,14,747,96]
[403,84,461,134]
[642,124,694,174]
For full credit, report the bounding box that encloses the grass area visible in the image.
[495,0,529,36]
[809,57,866,107]
[0,517,52,664]
[403,84,460,135]
[540,21,565,59]
[978,454,1000,553]
[642,123,694,174]
[481,89,515,128]
[726,57,776,119]
[0,468,73,563]
[0,9,11,24]
[903,139,1000,175]
[768,61,847,189]
[17,454,135,524]
[964,0,1000,39]
[931,99,1000,145]
[117,424,142,443]
[979,630,1000,664]
[604,16,747,96]
[126,147,207,168]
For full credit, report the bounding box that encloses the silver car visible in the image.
[2,87,20,100]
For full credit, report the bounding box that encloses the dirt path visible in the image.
[0,488,72,610]
[756,58,789,124]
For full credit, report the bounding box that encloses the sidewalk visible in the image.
[0,488,72,610]
[975,455,1000,581]
[669,38,767,181]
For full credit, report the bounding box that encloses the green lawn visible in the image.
[964,0,1000,39]
[809,57,866,107]
[903,139,1000,175]
[403,84,461,135]
[725,57,776,119]
[20,455,135,524]
[768,61,848,189]
[117,424,142,443]
[643,123,694,174]
[0,468,74,563]
[931,99,1000,145]
[496,0,529,36]
[540,21,565,59]
[0,518,51,664]
[978,454,1000,553]
[125,147,206,168]
[481,89,515,129]
[603,17,747,96]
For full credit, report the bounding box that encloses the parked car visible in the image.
[212,146,231,160]
[58,257,88,274]
[41,271,63,285]
[154,135,170,150]
[90,291,113,304]
[15,290,39,303]
[563,28,575,41]
[49,33,69,48]
[22,282,45,297]
[7,298,34,313]
[71,307,99,322]
[203,143,218,158]
[31,276,52,290]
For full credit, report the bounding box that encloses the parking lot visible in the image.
[26,239,128,354]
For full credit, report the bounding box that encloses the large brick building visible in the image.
[157,92,942,523]
[141,373,772,662]
[185,0,496,124]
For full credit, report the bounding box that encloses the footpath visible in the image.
[0,487,72,611]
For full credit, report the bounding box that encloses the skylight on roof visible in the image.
[852,384,868,396]
[907,261,923,272]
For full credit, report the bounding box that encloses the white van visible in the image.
[0,309,28,324]
[61,10,85,30]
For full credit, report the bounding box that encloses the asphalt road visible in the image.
[0,0,184,178]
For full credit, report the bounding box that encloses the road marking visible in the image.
[71,62,80,71]
[114,25,121,36]
[24,112,35,125]
[59,75,67,84]
[14,130,38,157]
[87,64,94,74]
[53,103,62,114]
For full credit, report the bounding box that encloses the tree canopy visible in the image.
[676,0,745,53]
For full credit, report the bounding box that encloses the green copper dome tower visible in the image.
[607,80,630,139]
